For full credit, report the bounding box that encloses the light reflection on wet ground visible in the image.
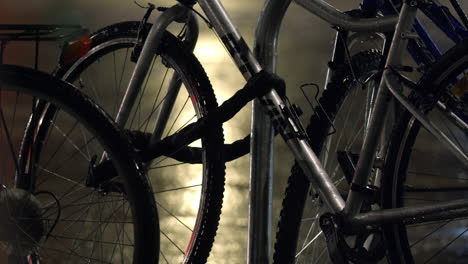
[0,0,467,263]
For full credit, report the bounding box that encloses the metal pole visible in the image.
[248,0,291,263]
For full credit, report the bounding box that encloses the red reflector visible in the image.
[60,33,92,65]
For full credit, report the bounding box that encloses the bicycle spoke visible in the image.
[50,121,91,161]
[160,229,184,255]
[157,201,193,232]
[150,161,185,170]
[422,227,468,264]
[49,234,134,247]
[108,203,132,263]
[134,68,170,132]
[117,49,130,96]
[165,96,190,137]
[160,251,170,264]
[128,55,158,129]
[299,210,321,254]
[295,230,324,258]
[36,165,86,188]
[155,183,202,194]
[0,105,20,173]
[311,246,328,264]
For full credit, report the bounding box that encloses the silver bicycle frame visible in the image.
[198,0,468,240]
[196,0,399,214]
[113,0,468,261]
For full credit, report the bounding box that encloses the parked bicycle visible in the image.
[0,25,159,263]
[32,0,468,263]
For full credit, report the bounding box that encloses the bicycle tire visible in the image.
[0,65,159,263]
[55,21,225,263]
[382,39,468,263]
[273,50,383,263]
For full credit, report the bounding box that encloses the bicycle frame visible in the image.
[114,0,468,262]
[198,0,468,217]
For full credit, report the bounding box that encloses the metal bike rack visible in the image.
[248,0,292,263]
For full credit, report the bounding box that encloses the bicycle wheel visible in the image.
[382,40,468,263]
[0,65,158,263]
[55,21,225,263]
[274,50,386,263]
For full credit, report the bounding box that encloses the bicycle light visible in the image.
[60,33,92,65]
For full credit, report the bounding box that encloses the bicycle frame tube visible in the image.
[294,0,397,32]
[351,197,468,228]
[344,1,418,216]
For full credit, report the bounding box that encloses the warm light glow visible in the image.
[194,39,227,63]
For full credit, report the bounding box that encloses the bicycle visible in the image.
[47,0,467,263]
[0,25,159,263]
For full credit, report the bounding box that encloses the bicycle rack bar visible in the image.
[115,4,188,127]
[249,0,291,263]
[148,11,199,145]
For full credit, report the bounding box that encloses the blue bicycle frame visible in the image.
[361,0,467,66]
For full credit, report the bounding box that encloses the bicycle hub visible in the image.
[0,188,45,256]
